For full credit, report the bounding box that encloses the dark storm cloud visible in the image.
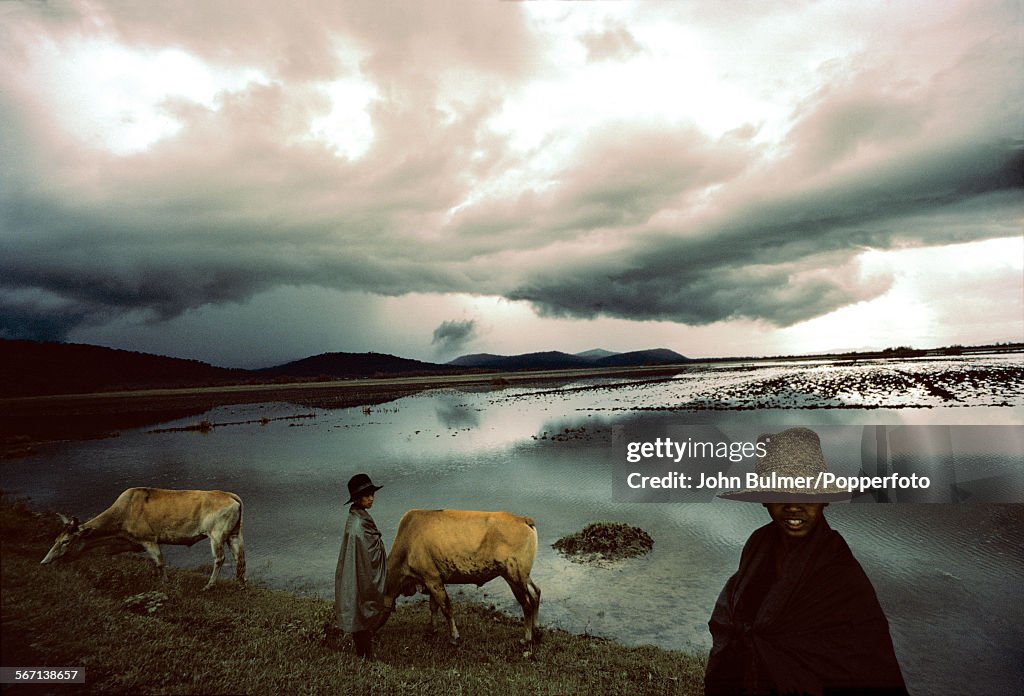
[431,319,478,354]
[0,0,1021,343]
[0,298,92,342]
[509,141,1023,326]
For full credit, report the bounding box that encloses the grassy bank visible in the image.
[1,496,706,695]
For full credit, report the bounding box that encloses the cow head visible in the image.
[375,571,419,631]
[371,594,396,631]
[40,513,91,564]
[385,573,419,599]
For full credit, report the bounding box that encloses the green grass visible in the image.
[1,495,706,695]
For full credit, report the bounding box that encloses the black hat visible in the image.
[346,473,382,504]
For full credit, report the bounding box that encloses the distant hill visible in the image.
[594,348,690,367]
[0,342,460,398]
[447,351,591,371]
[259,352,458,379]
[0,339,252,398]
[574,349,620,361]
[450,351,588,371]
[447,353,507,368]
[446,348,689,371]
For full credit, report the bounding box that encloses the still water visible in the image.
[3,359,1023,695]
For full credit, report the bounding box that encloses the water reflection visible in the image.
[433,394,481,430]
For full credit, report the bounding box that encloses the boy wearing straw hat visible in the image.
[335,473,386,660]
[705,428,907,696]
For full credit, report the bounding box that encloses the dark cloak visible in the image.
[335,506,387,633]
[706,519,907,696]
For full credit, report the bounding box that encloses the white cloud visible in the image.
[18,37,268,154]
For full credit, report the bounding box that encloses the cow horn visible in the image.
[57,513,73,526]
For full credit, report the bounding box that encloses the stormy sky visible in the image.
[1,0,1021,368]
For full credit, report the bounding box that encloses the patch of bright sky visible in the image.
[25,37,267,155]
[527,3,874,140]
[779,283,933,355]
[778,237,1024,353]
[474,1,866,214]
[304,42,378,160]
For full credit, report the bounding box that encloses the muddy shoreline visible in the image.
[0,366,686,459]
[0,384,428,459]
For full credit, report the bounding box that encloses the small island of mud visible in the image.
[553,522,654,563]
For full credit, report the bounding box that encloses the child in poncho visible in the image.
[335,473,387,660]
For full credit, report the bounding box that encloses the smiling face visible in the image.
[763,502,828,541]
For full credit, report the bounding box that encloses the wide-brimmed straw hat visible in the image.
[718,427,851,503]
[346,473,383,504]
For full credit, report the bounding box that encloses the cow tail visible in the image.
[228,492,244,536]
[525,517,539,555]
[225,492,246,584]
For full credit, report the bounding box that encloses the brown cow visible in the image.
[41,487,245,590]
[381,509,541,644]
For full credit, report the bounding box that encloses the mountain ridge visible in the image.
[0,339,252,398]
[445,348,689,371]
[258,351,461,379]
[574,348,619,361]
[0,339,688,398]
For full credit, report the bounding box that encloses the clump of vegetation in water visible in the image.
[552,522,654,561]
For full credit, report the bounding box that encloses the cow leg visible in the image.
[428,593,439,633]
[140,541,166,583]
[527,579,542,642]
[423,580,459,644]
[505,574,542,643]
[204,535,225,590]
[228,532,246,587]
[506,581,535,644]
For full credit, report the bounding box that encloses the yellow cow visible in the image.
[41,487,245,590]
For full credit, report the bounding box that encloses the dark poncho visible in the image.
[335,506,387,633]
[706,519,907,696]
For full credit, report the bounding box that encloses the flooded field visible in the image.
[2,353,1022,695]
[515,353,1024,411]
